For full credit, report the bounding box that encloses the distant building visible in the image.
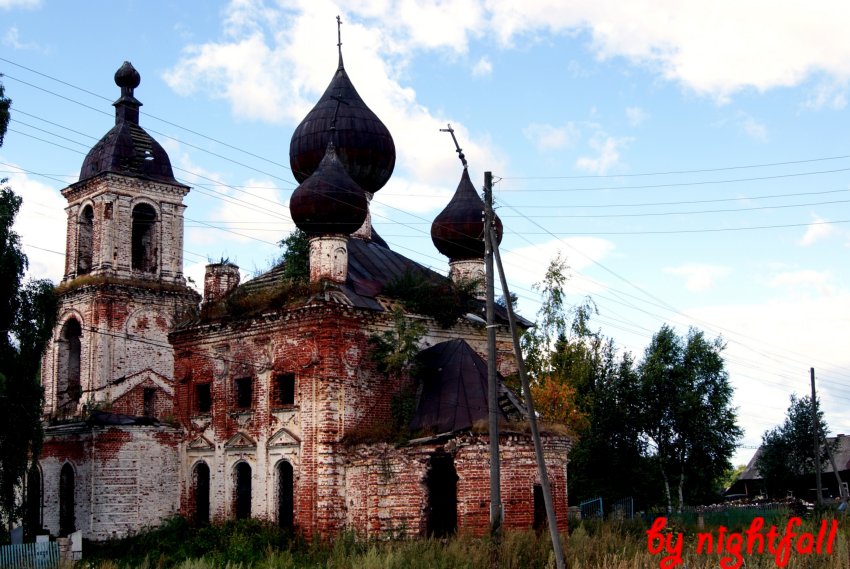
[31,49,570,541]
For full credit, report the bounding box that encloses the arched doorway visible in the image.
[234,462,252,520]
[59,463,75,536]
[425,452,458,537]
[277,461,294,529]
[193,462,210,526]
[131,203,157,273]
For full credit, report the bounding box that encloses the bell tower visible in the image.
[42,62,200,419]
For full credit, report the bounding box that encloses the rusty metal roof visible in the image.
[410,339,524,435]
[79,62,180,185]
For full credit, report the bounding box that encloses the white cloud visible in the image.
[3,164,67,282]
[575,132,632,175]
[804,79,849,110]
[664,263,731,292]
[799,214,837,246]
[471,56,492,77]
[738,113,768,142]
[0,0,40,8]
[500,237,615,291]
[626,106,648,126]
[522,122,580,151]
[770,269,834,295]
[3,26,41,50]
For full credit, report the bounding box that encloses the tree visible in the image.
[755,394,831,499]
[639,325,742,512]
[278,228,309,282]
[0,81,59,534]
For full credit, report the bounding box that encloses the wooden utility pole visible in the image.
[483,172,503,554]
[811,367,823,507]
[487,195,566,569]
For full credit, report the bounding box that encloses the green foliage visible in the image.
[384,270,479,328]
[0,80,9,147]
[639,325,742,511]
[368,307,425,381]
[0,178,58,532]
[200,279,320,322]
[278,229,309,282]
[755,394,831,498]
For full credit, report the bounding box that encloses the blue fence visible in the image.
[0,542,59,569]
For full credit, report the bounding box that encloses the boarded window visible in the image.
[193,462,210,526]
[278,461,294,529]
[425,452,457,537]
[131,203,157,273]
[273,373,295,407]
[235,462,252,520]
[235,377,252,409]
[77,205,94,275]
[59,464,75,537]
[196,383,212,413]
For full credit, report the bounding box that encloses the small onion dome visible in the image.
[290,142,368,236]
[79,62,179,185]
[289,60,395,194]
[431,168,503,261]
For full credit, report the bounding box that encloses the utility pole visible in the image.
[487,197,566,569]
[811,367,823,507]
[483,171,503,560]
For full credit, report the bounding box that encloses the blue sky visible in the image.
[3,0,850,467]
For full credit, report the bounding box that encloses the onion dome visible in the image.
[290,142,368,236]
[79,61,179,185]
[289,52,395,194]
[431,168,503,261]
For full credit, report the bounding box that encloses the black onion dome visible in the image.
[431,168,503,261]
[289,60,395,194]
[290,143,368,236]
[79,62,179,185]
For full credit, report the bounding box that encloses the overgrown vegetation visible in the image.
[79,516,850,569]
[55,274,194,296]
[384,270,480,328]
[278,229,309,282]
[200,280,322,322]
[0,80,59,538]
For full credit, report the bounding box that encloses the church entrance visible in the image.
[193,462,210,525]
[425,452,457,537]
[234,462,252,519]
[277,461,294,529]
[59,464,75,536]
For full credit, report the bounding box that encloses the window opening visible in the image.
[143,387,156,417]
[25,467,42,537]
[235,377,252,409]
[425,452,457,537]
[131,203,157,273]
[533,484,546,531]
[196,383,212,413]
[273,373,295,407]
[278,461,294,529]
[58,318,82,413]
[193,462,210,526]
[59,464,75,536]
[235,462,252,519]
[77,205,94,275]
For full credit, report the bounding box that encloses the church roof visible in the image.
[410,339,525,435]
[79,62,180,186]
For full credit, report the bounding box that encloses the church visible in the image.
[30,43,571,541]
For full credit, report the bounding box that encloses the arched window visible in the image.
[77,205,94,275]
[277,461,294,529]
[131,203,157,273]
[58,318,82,413]
[193,462,210,526]
[59,463,75,536]
[234,462,252,520]
[425,452,457,537]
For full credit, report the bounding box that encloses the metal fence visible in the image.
[0,541,60,569]
[579,497,603,519]
[610,496,634,519]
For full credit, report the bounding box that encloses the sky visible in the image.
[2,0,850,469]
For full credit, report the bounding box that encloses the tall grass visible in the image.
[79,516,849,569]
